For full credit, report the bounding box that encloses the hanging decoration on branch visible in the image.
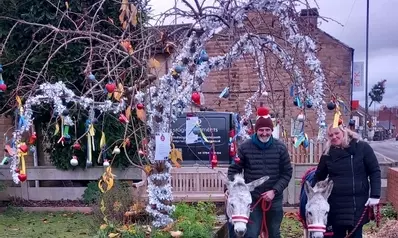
[6,81,126,184]
[0,64,6,92]
[135,0,328,229]
[368,79,387,107]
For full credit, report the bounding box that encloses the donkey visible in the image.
[218,171,269,237]
[302,178,334,238]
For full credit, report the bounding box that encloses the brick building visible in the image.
[151,8,354,138]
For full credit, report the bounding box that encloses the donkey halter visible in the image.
[307,223,326,233]
[231,215,249,224]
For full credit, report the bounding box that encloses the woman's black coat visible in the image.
[313,139,381,227]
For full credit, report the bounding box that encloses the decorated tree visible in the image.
[0,0,333,229]
[369,79,387,107]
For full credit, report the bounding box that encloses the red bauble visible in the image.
[29,133,37,144]
[338,119,343,125]
[211,154,218,168]
[19,144,28,153]
[0,84,6,91]
[105,83,116,93]
[73,142,81,150]
[119,114,129,124]
[15,168,20,173]
[257,107,270,117]
[18,173,27,182]
[136,103,144,110]
[191,92,201,105]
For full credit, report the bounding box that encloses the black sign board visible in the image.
[171,112,233,163]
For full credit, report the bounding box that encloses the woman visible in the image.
[313,124,381,238]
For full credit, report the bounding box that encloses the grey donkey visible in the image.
[218,171,269,237]
[303,178,334,238]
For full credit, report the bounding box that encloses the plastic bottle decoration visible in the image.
[191,91,201,105]
[306,98,313,108]
[28,132,37,145]
[85,118,95,167]
[17,142,28,182]
[97,131,106,164]
[0,64,6,92]
[211,152,218,169]
[219,87,230,99]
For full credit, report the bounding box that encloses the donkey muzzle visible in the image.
[307,223,326,233]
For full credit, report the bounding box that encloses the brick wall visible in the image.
[387,167,398,209]
[198,11,353,138]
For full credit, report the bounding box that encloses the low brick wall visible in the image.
[387,167,398,209]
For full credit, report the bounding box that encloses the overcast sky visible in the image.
[148,0,398,108]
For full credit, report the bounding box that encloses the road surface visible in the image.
[369,139,398,162]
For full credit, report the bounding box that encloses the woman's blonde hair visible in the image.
[323,124,360,155]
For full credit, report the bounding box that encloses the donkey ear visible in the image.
[217,171,230,187]
[322,179,334,199]
[247,176,269,192]
[304,181,314,198]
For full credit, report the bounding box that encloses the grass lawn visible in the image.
[0,207,96,238]
[0,207,391,238]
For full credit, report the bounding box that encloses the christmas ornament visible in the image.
[297,114,305,122]
[19,143,28,153]
[219,87,230,99]
[0,64,6,92]
[73,142,81,150]
[191,92,201,105]
[174,65,184,73]
[136,103,144,110]
[112,146,121,155]
[211,153,218,168]
[88,73,96,81]
[29,133,37,144]
[327,101,336,110]
[119,113,129,124]
[349,119,355,126]
[105,82,116,93]
[103,159,110,167]
[18,173,27,182]
[70,156,79,166]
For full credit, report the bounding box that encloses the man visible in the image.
[226,107,293,238]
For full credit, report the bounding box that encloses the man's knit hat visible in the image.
[255,106,273,131]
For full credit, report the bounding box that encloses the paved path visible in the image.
[368,139,398,162]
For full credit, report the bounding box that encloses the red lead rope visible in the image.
[250,196,272,238]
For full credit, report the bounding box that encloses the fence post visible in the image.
[309,139,314,163]
[287,164,296,204]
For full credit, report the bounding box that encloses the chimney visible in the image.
[300,8,319,28]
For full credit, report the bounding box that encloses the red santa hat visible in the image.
[255,107,274,131]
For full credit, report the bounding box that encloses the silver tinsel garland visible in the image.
[137,0,328,228]
[9,81,126,184]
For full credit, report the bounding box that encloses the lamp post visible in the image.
[364,0,370,139]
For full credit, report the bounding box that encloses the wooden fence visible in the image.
[0,160,394,204]
[284,138,325,164]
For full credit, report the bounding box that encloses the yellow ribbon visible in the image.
[169,143,183,168]
[17,148,28,175]
[332,110,341,128]
[98,167,116,224]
